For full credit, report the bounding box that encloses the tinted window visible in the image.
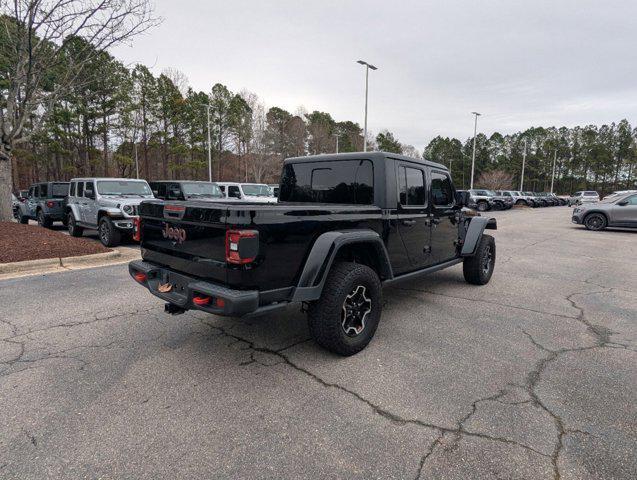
[39,184,48,197]
[51,183,69,198]
[398,166,425,206]
[280,159,374,204]
[584,192,598,196]
[29,186,36,197]
[77,182,84,196]
[431,172,454,206]
[84,182,95,197]
[69,182,76,196]
[228,186,241,198]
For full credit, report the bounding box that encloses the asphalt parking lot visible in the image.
[1,207,636,479]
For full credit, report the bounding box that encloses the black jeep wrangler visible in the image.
[130,152,497,355]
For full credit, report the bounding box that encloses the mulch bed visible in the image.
[0,222,110,263]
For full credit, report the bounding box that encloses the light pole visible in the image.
[520,139,527,191]
[550,149,557,193]
[333,134,339,154]
[205,104,213,182]
[470,111,481,189]
[357,60,377,152]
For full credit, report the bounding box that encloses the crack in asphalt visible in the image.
[391,286,579,320]
[195,317,552,479]
[519,286,623,480]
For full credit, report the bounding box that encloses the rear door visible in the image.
[430,170,459,263]
[27,186,38,217]
[395,162,432,272]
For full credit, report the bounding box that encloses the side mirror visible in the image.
[617,200,628,206]
[455,191,470,207]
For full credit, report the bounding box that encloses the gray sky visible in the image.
[111,0,637,151]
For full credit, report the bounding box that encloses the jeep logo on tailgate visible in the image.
[162,223,186,244]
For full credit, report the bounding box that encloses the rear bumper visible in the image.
[129,260,262,317]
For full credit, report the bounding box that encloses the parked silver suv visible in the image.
[66,178,154,246]
[568,191,599,206]
[571,193,637,230]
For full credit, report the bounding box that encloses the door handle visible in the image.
[401,219,416,226]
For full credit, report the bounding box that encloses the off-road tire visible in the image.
[67,213,83,237]
[477,201,489,212]
[516,200,527,206]
[307,262,382,356]
[463,234,496,285]
[37,210,52,228]
[98,217,121,247]
[583,213,607,231]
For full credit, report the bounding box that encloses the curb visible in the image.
[61,250,121,267]
[0,250,121,274]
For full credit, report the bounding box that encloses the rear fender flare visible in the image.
[292,230,393,302]
[461,217,497,256]
[65,204,81,221]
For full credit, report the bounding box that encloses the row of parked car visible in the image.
[458,189,571,211]
[12,178,278,247]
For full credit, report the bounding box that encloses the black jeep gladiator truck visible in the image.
[129,152,497,355]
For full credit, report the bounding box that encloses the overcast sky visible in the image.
[111,0,637,151]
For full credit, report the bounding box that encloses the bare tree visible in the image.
[0,0,159,220]
[162,67,189,96]
[476,170,514,190]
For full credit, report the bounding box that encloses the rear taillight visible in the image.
[134,271,147,283]
[132,217,142,242]
[46,201,55,208]
[225,230,258,264]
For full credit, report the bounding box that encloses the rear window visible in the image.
[280,159,373,204]
[51,183,69,198]
[584,192,598,196]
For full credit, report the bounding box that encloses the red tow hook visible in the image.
[192,295,211,306]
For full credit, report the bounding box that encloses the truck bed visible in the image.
[138,200,383,291]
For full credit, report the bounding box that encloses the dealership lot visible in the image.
[1,207,635,479]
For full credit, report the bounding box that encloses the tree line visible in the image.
[424,122,637,194]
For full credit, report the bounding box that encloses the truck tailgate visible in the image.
[138,201,228,283]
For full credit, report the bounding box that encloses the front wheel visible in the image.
[307,262,382,356]
[583,213,607,231]
[463,234,496,285]
[98,217,121,247]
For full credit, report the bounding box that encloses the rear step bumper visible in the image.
[129,260,261,317]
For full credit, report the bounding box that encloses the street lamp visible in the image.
[333,133,340,154]
[357,60,377,152]
[550,149,557,193]
[470,111,481,189]
[520,139,527,191]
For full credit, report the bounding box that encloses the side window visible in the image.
[40,184,48,197]
[69,182,76,197]
[625,195,637,205]
[77,182,84,197]
[84,181,95,197]
[431,172,454,207]
[157,184,167,198]
[398,165,425,206]
[229,186,241,198]
[29,186,36,198]
[219,185,226,194]
[167,184,181,200]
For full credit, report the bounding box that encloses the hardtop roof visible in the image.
[283,151,448,171]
